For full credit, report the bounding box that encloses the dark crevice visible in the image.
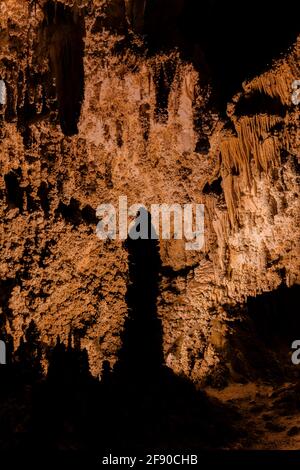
[25,190,40,213]
[193,85,213,153]
[19,242,33,282]
[4,170,24,212]
[139,103,151,140]
[37,182,51,216]
[55,198,97,227]
[104,162,113,189]
[43,1,85,136]
[234,91,287,118]
[17,69,37,146]
[4,81,16,122]
[203,176,223,196]
[195,136,210,154]
[56,199,82,225]
[154,61,176,123]
[15,67,56,147]
[161,263,198,279]
[81,204,98,225]
[38,239,56,268]
[116,119,123,147]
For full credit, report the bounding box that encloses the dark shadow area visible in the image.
[91,0,127,35]
[14,320,43,383]
[32,334,93,441]
[4,169,24,212]
[55,198,98,227]
[225,285,300,384]
[16,67,57,147]
[234,91,287,118]
[0,209,240,451]
[143,0,299,108]
[114,208,164,382]
[124,0,147,34]
[247,285,300,346]
[107,209,238,449]
[195,135,210,154]
[43,1,85,136]
[203,176,223,196]
[153,61,177,123]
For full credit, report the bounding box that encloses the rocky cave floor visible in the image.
[207,382,300,450]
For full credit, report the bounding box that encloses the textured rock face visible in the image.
[0,0,299,393]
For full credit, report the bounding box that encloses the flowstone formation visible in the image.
[0,0,299,399]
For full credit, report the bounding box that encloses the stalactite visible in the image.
[221,115,282,178]
[220,114,283,226]
[243,62,296,106]
[212,210,230,272]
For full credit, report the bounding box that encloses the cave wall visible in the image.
[0,0,299,384]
